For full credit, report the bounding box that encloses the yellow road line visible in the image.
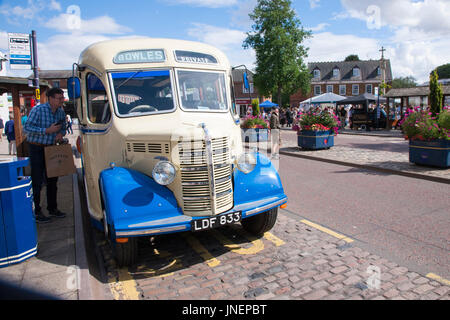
[211,229,265,255]
[300,219,354,243]
[183,234,221,267]
[109,268,141,300]
[264,232,285,247]
[426,273,450,286]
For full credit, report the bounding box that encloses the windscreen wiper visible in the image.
[116,70,143,90]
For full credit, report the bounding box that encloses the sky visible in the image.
[0,0,449,84]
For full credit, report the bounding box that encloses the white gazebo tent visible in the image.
[300,92,347,110]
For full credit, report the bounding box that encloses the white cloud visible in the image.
[308,23,330,32]
[306,32,381,62]
[0,0,62,25]
[166,0,238,8]
[230,0,257,29]
[44,14,132,35]
[310,0,321,9]
[37,33,111,69]
[340,0,450,34]
[187,23,256,69]
[336,0,450,82]
[49,0,62,11]
[0,6,133,76]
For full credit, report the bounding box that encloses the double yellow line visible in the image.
[300,219,354,243]
[300,219,450,287]
[109,231,285,299]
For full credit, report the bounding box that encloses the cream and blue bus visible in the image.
[69,38,287,266]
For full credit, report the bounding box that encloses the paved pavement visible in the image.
[0,128,94,299]
[278,128,449,184]
[0,127,448,300]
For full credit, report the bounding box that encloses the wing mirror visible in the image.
[68,77,81,99]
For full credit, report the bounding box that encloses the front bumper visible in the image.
[114,195,287,237]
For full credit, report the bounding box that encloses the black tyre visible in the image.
[114,237,138,267]
[241,208,278,236]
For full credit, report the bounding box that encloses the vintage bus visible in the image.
[69,38,287,266]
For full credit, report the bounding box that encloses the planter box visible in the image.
[241,128,269,142]
[298,130,334,150]
[409,139,450,168]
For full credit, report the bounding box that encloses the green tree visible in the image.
[432,63,450,79]
[429,69,443,116]
[243,0,311,107]
[251,99,260,116]
[344,54,360,62]
[391,76,417,88]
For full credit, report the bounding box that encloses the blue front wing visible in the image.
[99,153,287,239]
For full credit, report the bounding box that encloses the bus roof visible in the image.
[79,38,231,74]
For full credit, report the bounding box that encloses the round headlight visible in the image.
[152,161,176,185]
[237,153,256,174]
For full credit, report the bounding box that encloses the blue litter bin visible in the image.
[0,157,37,268]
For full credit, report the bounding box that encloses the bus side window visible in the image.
[86,73,111,124]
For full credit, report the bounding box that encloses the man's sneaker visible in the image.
[48,210,66,218]
[35,214,51,224]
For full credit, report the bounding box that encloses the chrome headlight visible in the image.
[236,153,256,174]
[152,161,176,185]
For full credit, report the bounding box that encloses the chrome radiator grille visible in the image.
[178,137,233,215]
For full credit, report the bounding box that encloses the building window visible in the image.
[339,85,346,96]
[366,84,373,94]
[333,68,339,78]
[327,85,333,93]
[53,80,60,88]
[314,85,321,95]
[377,67,382,76]
[352,84,359,95]
[313,69,321,79]
[353,67,360,77]
[243,83,254,94]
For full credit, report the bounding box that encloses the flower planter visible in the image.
[241,128,269,142]
[298,130,334,150]
[409,139,450,168]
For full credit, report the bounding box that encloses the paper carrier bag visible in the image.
[44,144,76,178]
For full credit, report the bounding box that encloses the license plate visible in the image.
[192,212,242,232]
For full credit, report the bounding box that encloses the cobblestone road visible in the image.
[102,211,450,300]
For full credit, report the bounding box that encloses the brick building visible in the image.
[291,59,393,107]
[232,69,265,117]
[29,70,75,116]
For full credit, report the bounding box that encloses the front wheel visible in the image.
[114,237,138,267]
[241,208,278,236]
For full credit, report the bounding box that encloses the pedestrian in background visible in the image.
[24,87,67,223]
[270,107,281,159]
[66,114,73,134]
[0,117,4,141]
[5,115,16,155]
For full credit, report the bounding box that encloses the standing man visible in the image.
[270,107,281,159]
[0,116,4,141]
[24,88,67,223]
[5,115,16,155]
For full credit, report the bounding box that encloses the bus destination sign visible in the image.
[174,50,218,64]
[113,49,165,64]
